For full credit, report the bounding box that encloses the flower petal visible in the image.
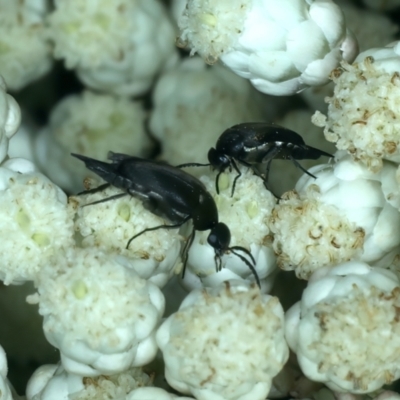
[286,20,329,72]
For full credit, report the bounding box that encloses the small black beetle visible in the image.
[178,122,333,196]
[72,152,260,287]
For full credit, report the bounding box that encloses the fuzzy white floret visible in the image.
[71,184,182,288]
[0,76,21,163]
[183,168,277,291]
[49,0,178,96]
[35,90,150,193]
[31,248,165,376]
[0,0,52,91]
[0,161,74,284]
[286,261,400,393]
[270,153,400,279]
[150,57,278,169]
[157,282,288,400]
[178,0,358,95]
[313,42,400,172]
[301,2,398,112]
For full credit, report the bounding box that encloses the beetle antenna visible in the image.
[228,246,260,288]
[289,157,317,179]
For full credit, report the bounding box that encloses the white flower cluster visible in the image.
[35,90,150,192]
[0,158,74,284]
[29,248,165,377]
[0,0,52,91]
[270,153,400,279]
[286,262,400,393]
[313,42,400,173]
[184,168,278,292]
[150,57,276,167]
[2,1,400,399]
[48,0,178,96]
[157,282,288,400]
[177,0,358,95]
[72,184,182,288]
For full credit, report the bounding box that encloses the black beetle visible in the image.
[72,152,260,287]
[178,122,333,196]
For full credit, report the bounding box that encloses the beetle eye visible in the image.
[208,148,229,169]
[207,222,231,254]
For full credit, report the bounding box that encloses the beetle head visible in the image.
[208,148,231,171]
[207,222,261,288]
[207,222,231,254]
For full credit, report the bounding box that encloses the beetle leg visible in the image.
[215,169,223,194]
[126,216,190,249]
[181,227,196,279]
[289,156,317,179]
[214,253,223,272]
[230,159,242,197]
[82,191,128,207]
[176,162,210,168]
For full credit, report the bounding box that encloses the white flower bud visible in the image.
[32,248,165,376]
[184,168,278,292]
[270,153,400,279]
[178,0,358,95]
[35,91,150,193]
[71,185,182,288]
[0,0,52,91]
[0,160,74,284]
[150,57,278,169]
[286,261,400,393]
[48,0,178,96]
[313,41,400,173]
[157,282,288,400]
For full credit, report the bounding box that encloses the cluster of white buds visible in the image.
[71,184,182,288]
[28,248,165,377]
[176,0,358,95]
[313,41,400,173]
[0,0,52,91]
[0,157,74,284]
[286,261,400,393]
[184,167,278,292]
[270,152,400,279]
[157,281,288,400]
[149,57,276,168]
[48,0,178,96]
